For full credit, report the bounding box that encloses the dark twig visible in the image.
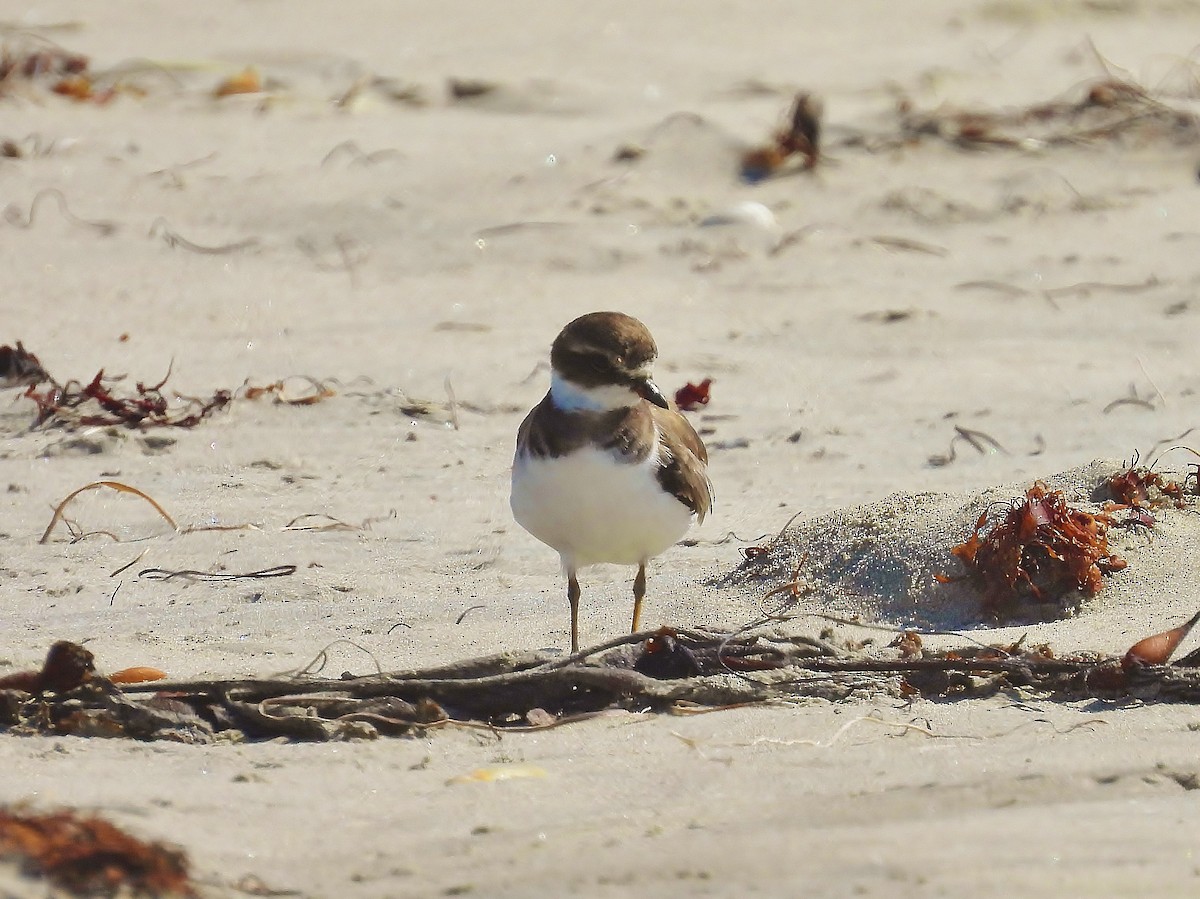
[929,426,1008,467]
[320,140,403,167]
[1103,383,1157,414]
[295,234,368,287]
[149,217,259,254]
[282,514,358,532]
[455,605,485,625]
[1144,429,1199,467]
[137,565,296,582]
[4,188,117,235]
[109,549,148,577]
[1044,276,1162,299]
[287,639,383,677]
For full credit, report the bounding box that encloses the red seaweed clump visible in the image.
[946,481,1126,617]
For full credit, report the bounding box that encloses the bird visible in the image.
[510,311,711,652]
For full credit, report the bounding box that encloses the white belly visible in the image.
[511,446,695,568]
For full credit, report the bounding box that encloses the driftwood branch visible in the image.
[4,626,1199,744]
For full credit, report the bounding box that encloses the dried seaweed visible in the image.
[1104,465,1187,510]
[673,378,712,412]
[741,91,823,181]
[0,641,95,694]
[1139,446,1200,501]
[37,477,386,546]
[7,349,347,433]
[6,619,1200,744]
[0,36,109,102]
[283,510,394,532]
[7,348,360,432]
[22,364,232,431]
[237,376,336,405]
[944,481,1126,617]
[892,75,1198,152]
[137,565,296,582]
[0,806,194,897]
[40,480,178,544]
[0,341,48,388]
[50,73,118,103]
[0,37,88,102]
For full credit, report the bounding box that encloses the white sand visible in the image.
[4,2,1200,895]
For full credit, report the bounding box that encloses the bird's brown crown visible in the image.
[550,311,658,389]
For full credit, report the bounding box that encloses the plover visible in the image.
[511,311,711,652]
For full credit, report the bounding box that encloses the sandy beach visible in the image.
[4,1,1200,895]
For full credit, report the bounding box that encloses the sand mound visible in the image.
[720,460,1200,634]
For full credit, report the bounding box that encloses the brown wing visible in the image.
[649,405,711,522]
[514,394,556,460]
[516,393,711,521]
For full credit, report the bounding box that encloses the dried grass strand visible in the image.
[40,481,177,544]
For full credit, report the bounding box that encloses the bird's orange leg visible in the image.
[567,570,581,653]
[631,562,646,634]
